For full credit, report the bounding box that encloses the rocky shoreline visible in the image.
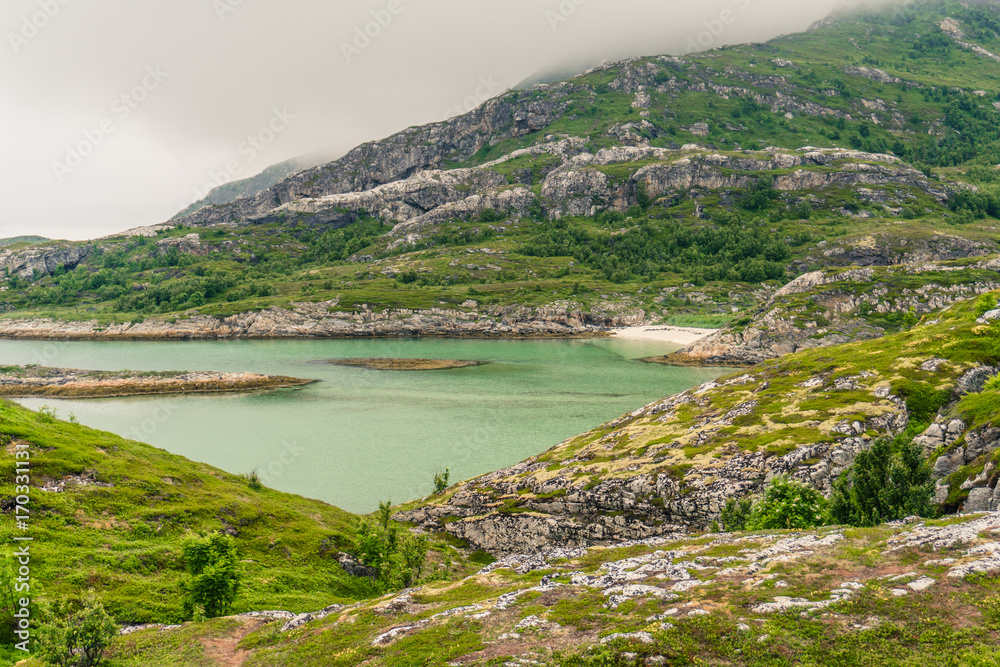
[0,301,644,341]
[328,358,488,371]
[0,366,314,398]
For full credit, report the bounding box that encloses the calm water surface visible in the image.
[0,337,724,512]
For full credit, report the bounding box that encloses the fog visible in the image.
[0,0,861,240]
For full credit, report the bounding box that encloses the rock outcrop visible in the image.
[0,300,645,341]
[0,243,93,280]
[660,258,1000,367]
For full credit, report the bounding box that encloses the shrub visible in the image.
[181,533,241,619]
[719,496,753,532]
[746,477,829,530]
[830,433,934,527]
[433,469,450,494]
[899,380,952,422]
[975,294,998,318]
[37,594,118,667]
[241,469,263,491]
[353,501,427,591]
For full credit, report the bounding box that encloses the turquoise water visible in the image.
[0,337,724,513]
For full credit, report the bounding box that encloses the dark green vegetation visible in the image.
[180,534,242,620]
[831,432,936,527]
[36,595,117,667]
[354,502,428,592]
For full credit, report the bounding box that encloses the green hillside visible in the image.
[0,399,477,664]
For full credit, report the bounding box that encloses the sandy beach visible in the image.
[611,325,718,346]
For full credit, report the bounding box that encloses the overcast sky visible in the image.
[0,0,850,241]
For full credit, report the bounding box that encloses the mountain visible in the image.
[1,1,1000,348]
[171,155,326,220]
[0,236,47,248]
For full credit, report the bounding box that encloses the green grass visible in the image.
[0,400,469,627]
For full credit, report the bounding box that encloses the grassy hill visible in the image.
[0,238,47,250]
[19,510,1000,665]
[0,399,478,664]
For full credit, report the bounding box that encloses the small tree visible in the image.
[747,476,829,531]
[433,469,450,495]
[720,497,753,532]
[353,501,427,591]
[37,594,118,667]
[181,533,241,619]
[830,433,934,527]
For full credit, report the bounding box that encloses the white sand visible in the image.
[611,325,717,346]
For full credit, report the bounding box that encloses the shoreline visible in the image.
[609,325,718,347]
[0,367,316,399]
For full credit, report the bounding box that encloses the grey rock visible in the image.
[280,613,313,633]
[965,488,994,513]
[978,309,1000,324]
[934,449,965,478]
[958,366,998,395]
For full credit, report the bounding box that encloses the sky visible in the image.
[1,0,848,241]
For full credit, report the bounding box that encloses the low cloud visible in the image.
[2,0,860,240]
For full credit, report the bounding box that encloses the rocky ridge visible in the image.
[397,297,1000,555]
[661,252,1000,367]
[0,366,313,398]
[0,299,646,341]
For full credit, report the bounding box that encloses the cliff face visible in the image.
[0,243,92,280]
[173,92,569,227]
[397,295,1000,555]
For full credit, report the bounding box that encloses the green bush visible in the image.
[180,533,241,619]
[899,380,952,423]
[975,294,998,318]
[353,501,428,592]
[37,594,118,667]
[830,433,934,527]
[719,497,753,532]
[746,477,829,531]
[433,469,450,494]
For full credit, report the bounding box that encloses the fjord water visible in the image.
[1,338,724,513]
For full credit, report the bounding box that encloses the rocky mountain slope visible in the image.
[81,512,1000,666]
[659,252,1000,367]
[2,1,1000,346]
